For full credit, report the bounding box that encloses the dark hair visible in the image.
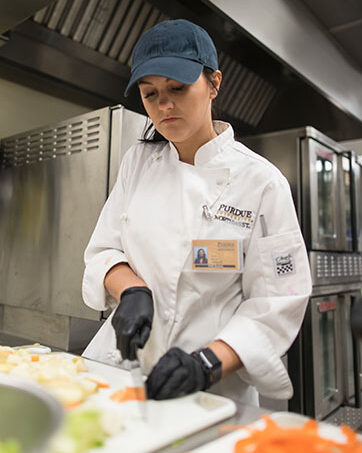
[140,67,220,143]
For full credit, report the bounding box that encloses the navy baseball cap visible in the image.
[124,19,218,97]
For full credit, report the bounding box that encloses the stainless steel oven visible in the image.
[351,152,362,253]
[0,105,147,351]
[341,291,362,406]
[243,127,362,427]
[286,286,362,426]
[302,294,344,420]
[243,127,353,252]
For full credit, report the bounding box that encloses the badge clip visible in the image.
[202,205,214,221]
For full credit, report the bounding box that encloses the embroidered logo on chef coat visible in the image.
[273,252,295,277]
[214,204,255,229]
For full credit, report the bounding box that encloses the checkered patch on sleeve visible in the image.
[273,252,295,277]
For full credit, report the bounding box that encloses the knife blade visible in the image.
[108,349,147,421]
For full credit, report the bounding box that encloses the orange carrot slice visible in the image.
[86,377,110,389]
[110,386,146,402]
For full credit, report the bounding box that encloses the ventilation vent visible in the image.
[0,108,109,168]
[218,51,277,127]
[31,0,276,127]
[33,0,168,67]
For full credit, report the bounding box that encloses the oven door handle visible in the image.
[326,387,339,401]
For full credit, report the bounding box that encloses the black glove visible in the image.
[146,347,210,400]
[111,286,153,360]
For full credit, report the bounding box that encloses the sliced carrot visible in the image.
[110,386,146,402]
[87,378,110,389]
[233,415,362,453]
[31,354,39,362]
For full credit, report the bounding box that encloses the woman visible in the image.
[194,248,208,265]
[82,19,312,404]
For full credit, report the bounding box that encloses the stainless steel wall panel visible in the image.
[1,305,102,351]
[0,107,111,321]
[2,305,73,350]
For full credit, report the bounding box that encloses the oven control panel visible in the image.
[310,251,362,286]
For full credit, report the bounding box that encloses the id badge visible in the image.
[192,239,242,271]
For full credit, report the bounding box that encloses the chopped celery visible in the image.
[51,409,107,453]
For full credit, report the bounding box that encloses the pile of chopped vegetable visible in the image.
[0,345,109,408]
[233,415,362,453]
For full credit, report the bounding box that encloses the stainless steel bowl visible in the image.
[0,375,63,453]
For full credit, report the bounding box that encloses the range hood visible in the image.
[0,0,55,35]
[209,0,362,136]
[0,0,361,141]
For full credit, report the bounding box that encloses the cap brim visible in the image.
[124,56,203,97]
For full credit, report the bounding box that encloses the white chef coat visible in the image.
[82,121,312,405]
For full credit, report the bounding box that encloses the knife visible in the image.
[108,348,147,421]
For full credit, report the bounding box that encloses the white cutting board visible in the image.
[189,411,362,452]
[82,358,237,453]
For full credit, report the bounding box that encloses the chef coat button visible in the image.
[120,213,128,222]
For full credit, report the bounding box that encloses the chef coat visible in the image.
[82,121,312,405]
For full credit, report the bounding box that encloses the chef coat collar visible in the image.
[167,121,233,166]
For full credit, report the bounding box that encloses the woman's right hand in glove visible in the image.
[111,286,153,360]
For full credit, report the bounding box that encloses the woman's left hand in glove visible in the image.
[146,347,221,400]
